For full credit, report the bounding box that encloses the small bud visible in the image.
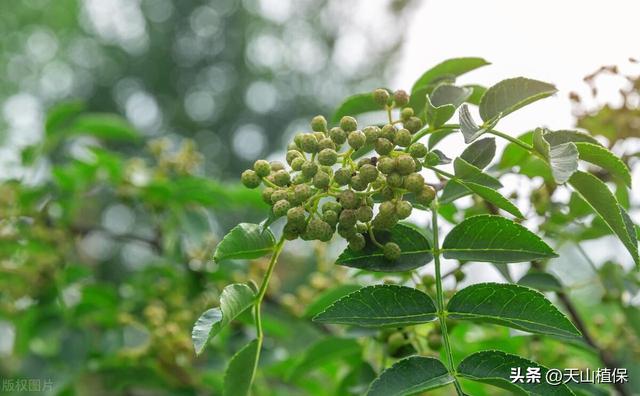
[386,172,403,188]
[273,169,291,186]
[318,137,336,151]
[381,124,396,141]
[408,143,428,158]
[395,200,412,219]
[373,88,390,107]
[374,138,393,155]
[416,184,436,206]
[377,156,396,174]
[359,164,379,183]
[270,189,288,204]
[340,116,358,132]
[400,107,414,121]
[403,173,424,193]
[394,128,412,147]
[334,168,353,186]
[261,187,274,204]
[286,150,303,165]
[339,209,357,228]
[301,161,318,178]
[313,171,330,190]
[300,134,319,153]
[339,190,359,209]
[317,148,338,166]
[356,205,374,222]
[347,130,366,150]
[270,161,285,171]
[291,156,306,171]
[253,159,271,177]
[273,199,291,217]
[347,233,366,251]
[310,115,328,132]
[363,126,381,144]
[329,127,347,145]
[393,90,409,107]
[396,155,416,175]
[241,170,261,188]
[404,116,423,134]
[350,174,368,191]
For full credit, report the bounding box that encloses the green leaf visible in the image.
[499,131,533,170]
[45,101,85,135]
[479,77,557,122]
[460,137,496,169]
[447,283,580,338]
[332,92,382,123]
[542,130,601,147]
[424,149,452,166]
[533,128,578,184]
[464,84,487,105]
[289,337,361,379]
[303,284,362,318]
[192,283,255,355]
[442,215,557,262]
[336,223,433,272]
[67,113,140,141]
[459,104,486,143]
[575,142,632,187]
[517,271,563,292]
[459,181,524,218]
[457,350,574,395]
[213,223,276,262]
[426,85,472,128]
[411,57,490,97]
[440,157,502,203]
[367,356,454,396]
[313,285,437,327]
[223,339,259,396]
[569,171,639,266]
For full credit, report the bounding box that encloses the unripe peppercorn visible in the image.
[377,156,396,174]
[356,205,374,222]
[329,127,347,145]
[300,134,319,153]
[381,124,396,141]
[379,201,395,216]
[318,137,336,151]
[322,201,342,214]
[270,189,288,203]
[357,157,372,168]
[339,209,357,228]
[317,148,338,166]
[270,161,285,171]
[338,224,357,238]
[293,133,305,147]
[313,131,326,142]
[383,242,401,260]
[293,173,308,184]
[348,233,366,251]
[287,142,300,152]
[395,200,412,219]
[359,164,379,183]
[340,116,357,132]
[404,172,425,193]
[408,143,428,158]
[339,190,359,209]
[287,206,306,226]
[356,222,368,233]
[454,269,466,282]
[404,116,423,134]
[363,126,381,144]
[283,222,300,240]
[286,150,303,165]
[416,184,436,206]
[322,210,338,227]
[334,168,352,186]
[400,107,414,121]
[273,169,291,186]
[396,155,416,175]
[253,159,271,177]
[294,184,311,202]
[261,187,274,203]
[375,138,393,155]
[378,186,394,201]
[393,90,410,107]
[372,212,397,230]
[350,174,368,191]
[347,130,366,150]
[313,171,330,189]
[373,88,390,107]
[422,274,435,286]
[310,115,327,132]
[301,161,318,178]
[386,172,403,188]
[241,170,261,188]
[273,199,291,217]
[291,156,305,171]
[394,128,412,147]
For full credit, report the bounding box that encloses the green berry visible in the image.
[291,156,305,171]
[356,205,374,222]
[261,187,274,204]
[400,107,414,121]
[357,158,372,168]
[356,222,368,233]
[340,116,357,132]
[270,189,288,204]
[329,127,347,145]
[293,133,305,147]
[334,168,352,186]
[311,115,327,132]
[287,206,306,225]
[381,124,396,141]
[404,172,424,193]
[363,126,381,144]
[347,130,366,150]
[372,212,397,230]
[241,170,261,188]
[379,201,395,216]
[339,209,357,228]
[454,269,466,282]
[287,142,300,152]
[337,224,357,238]
[386,172,403,188]
[313,171,330,189]
[378,186,394,201]
[383,242,401,260]
[396,155,415,175]
[394,128,412,147]
[304,218,333,241]
[375,138,393,155]
[408,143,428,158]
[350,175,368,191]
[318,138,336,151]
[294,184,311,202]
[300,134,319,153]
[270,161,285,171]
[377,156,396,174]
[416,185,436,206]
[273,199,291,217]
[339,190,359,209]
[273,169,291,186]
[322,210,338,227]
[373,88,390,107]
[348,233,366,251]
[301,161,318,178]
[322,201,342,214]
[422,275,435,286]
[404,116,423,134]
[283,222,300,240]
[317,148,338,166]
[292,173,308,184]
[393,90,409,107]
[253,159,271,177]
[286,150,303,165]
[395,200,412,219]
[359,164,378,183]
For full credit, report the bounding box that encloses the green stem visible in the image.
[431,199,464,395]
[251,237,286,388]
[575,242,599,274]
[426,165,455,180]
[487,129,533,151]
[411,124,459,144]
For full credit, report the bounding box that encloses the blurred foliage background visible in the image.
[1,0,639,395]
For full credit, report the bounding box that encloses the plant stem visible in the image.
[426,165,455,180]
[487,129,533,151]
[431,199,464,395]
[411,124,459,144]
[251,236,286,388]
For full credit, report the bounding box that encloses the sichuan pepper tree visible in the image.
[193,58,637,395]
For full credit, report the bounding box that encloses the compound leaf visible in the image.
[367,356,454,396]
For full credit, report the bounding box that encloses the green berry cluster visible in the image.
[241,88,437,261]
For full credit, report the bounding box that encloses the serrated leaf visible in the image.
[303,284,362,318]
[336,223,433,272]
[569,171,639,266]
[542,130,601,146]
[442,215,557,262]
[517,271,563,292]
[332,92,383,123]
[479,77,557,122]
[447,283,580,338]
[440,157,502,203]
[289,337,361,379]
[460,137,496,169]
[426,85,472,128]
[223,339,259,396]
[411,57,490,97]
[460,181,524,218]
[574,142,631,187]
[457,350,574,395]
[533,128,578,184]
[214,223,275,262]
[192,283,255,355]
[367,356,454,396]
[313,285,437,327]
